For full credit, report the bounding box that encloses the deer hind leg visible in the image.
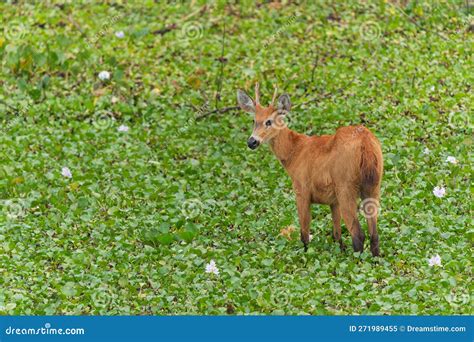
[361,189,381,257]
[296,194,311,252]
[330,203,345,251]
[337,189,365,253]
[366,215,379,256]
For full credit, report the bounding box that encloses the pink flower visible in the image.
[205,260,219,275]
[446,156,458,164]
[432,186,446,198]
[61,167,72,178]
[428,254,441,267]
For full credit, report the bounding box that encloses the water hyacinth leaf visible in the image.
[156,233,175,245]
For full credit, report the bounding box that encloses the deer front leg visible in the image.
[330,203,346,251]
[296,194,311,252]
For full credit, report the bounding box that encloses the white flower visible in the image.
[98,71,110,81]
[309,234,313,242]
[423,147,430,155]
[446,156,458,164]
[111,96,119,104]
[428,254,442,267]
[429,86,435,92]
[115,31,125,38]
[118,125,129,132]
[205,260,219,275]
[433,186,446,198]
[61,167,72,178]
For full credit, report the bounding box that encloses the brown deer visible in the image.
[237,83,383,256]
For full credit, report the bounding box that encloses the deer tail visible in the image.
[360,136,381,188]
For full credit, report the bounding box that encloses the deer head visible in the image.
[237,83,291,150]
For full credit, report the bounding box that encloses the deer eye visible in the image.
[265,120,272,127]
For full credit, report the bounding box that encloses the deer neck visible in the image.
[269,127,301,168]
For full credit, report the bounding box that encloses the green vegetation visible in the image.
[0,1,472,315]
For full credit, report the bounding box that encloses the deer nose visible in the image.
[247,137,260,150]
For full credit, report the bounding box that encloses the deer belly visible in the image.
[310,185,335,204]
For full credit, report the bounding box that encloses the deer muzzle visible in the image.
[247,136,260,150]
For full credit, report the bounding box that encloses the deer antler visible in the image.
[271,84,278,107]
[254,82,260,105]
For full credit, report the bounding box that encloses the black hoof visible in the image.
[339,240,346,251]
[352,233,365,253]
[370,236,380,257]
[371,245,380,257]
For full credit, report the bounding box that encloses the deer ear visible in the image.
[277,94,291,113]
[237,90,255,113]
